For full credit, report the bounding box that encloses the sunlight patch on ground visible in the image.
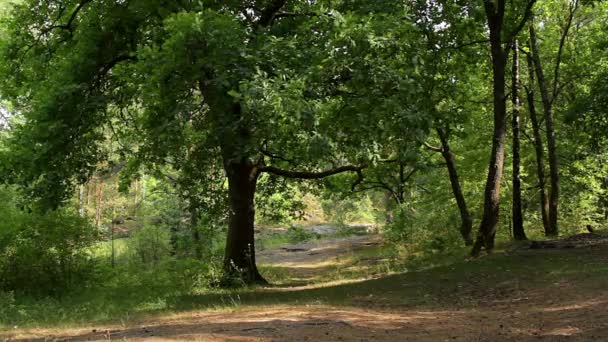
[541,326,583,336]
[541,299,608,313]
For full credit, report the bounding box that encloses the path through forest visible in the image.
[4,228,608,341]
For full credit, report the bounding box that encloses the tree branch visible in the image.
[258,0,288,27]
[506,0,538,44]
[260,140,295,163]
[350,168,365,192]
[274,12,317,20]
[551,0,579,104]
[423,141,443,153]
[260,149,294,163]
[44,0,94,35]
[259,164,365,180]
[445,39,491,50]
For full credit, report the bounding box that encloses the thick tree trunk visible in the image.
[511,41,527,241]
[437,128,473,246]
[472,4,508,256]
[222,158,267,285]
[525,51,551,233]
[529,23,559,236]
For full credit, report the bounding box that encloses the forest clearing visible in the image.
[1,0,608,341]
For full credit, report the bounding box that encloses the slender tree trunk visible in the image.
[525,50,550,233]
[472,3,509,256]
[132,179,139,216]
[384,191,395,224]
[95,180,104,229]
[529,23,559,236]
[78,184,85,217]
[511,41,527,240]
[190,205,202,259]
[222,158,267,285]
[437,128,473,246]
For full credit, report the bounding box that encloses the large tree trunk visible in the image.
[222,158,267,285]
[472,3,508,256]
[525,50,550,233]
[437,128,473,246]
[529,23,559,236]
[511,41,527,241]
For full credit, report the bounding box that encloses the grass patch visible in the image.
[4,234,608,331]
[175,245,608,311]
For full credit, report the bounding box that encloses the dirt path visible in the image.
[8,294,608,341]
[4,234,608,341]
[257,234,383,282]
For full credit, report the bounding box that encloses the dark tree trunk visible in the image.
[529,23,559,236]
[222,158,267,285]
[511,41,527,241]
[472,2,509,257]
[437,128,473,246]
[525,50,550,234]
[200,78,266,285]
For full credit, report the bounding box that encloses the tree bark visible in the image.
[436,128,473,246]
[222,158,267,285]
[529,22,559,236]
[511,40,527,241]
[525,50,550,233]
[471,1,509,257]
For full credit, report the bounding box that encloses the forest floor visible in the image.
[3,228,608,341]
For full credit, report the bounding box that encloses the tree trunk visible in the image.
[95,180,103,229]
[189,208,201,259]
[222,158,267,285]
[472,3,508,256]
[529,23,559,236]
[437,128,473,246]
[511,40,527,241]
[78,184,85,217]
[525,50,550,234]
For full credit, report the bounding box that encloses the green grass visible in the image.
[3,234,608,331]
[175,246,608,311]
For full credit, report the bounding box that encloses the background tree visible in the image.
[0,0,429,284]
[471,0,536,256]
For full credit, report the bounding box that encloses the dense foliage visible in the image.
[0,0,607,296]
[0,187,98,295]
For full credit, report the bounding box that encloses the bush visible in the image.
[0,188,99,295]
[321,195,378,226]
[384,204,461,253]
[127,224,172,264]
[286,225,317,243]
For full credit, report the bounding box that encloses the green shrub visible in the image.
[127,224,172,264]
[0,290,15,323]
[384,204,461,253]
[321,195,378,226]
[286,225,317,243]
[0,188,99,295]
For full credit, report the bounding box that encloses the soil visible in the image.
[529,233,608,249]
[4,232,608,341]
